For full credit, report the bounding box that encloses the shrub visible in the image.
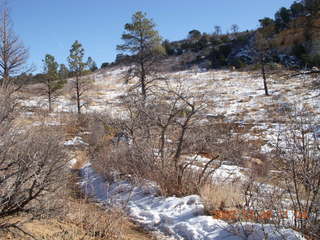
[63,201,127,240]
[0,88,68,235]
[91,83,247,196]
[200,183,244,212]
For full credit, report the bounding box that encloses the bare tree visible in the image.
[231,24,239,35]
[256,31,272,96]
[0,6,29,89]
[273,106,320,238]
[214,25,222,36]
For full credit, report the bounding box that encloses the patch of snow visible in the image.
[69,158,77,167]
[64,136,88,146]
[80,164,304,240]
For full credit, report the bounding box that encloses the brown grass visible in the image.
[62,113,90,138]
[1,167,153,240]
[62,200,128,240]
[1,206,152,240]
[200,183,244,212]
[71,150,89,170]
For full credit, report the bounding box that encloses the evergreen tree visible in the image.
[162,40,175,55]
[275,7,292,30]
[117,11,164,99]
[290,1,305,17]
[188,29,201,41]
[87,56,98,72]
[42,54,65,111]
[101,62,109,69]
[68,40,89,114]
[58,64,69,79]
[259,18,274,28]
[304,0,320,15]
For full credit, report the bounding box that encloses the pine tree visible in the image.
[87,56,98,72]
[117,11,164,99]
[58,64,69,80]
[42,54,65,111]
[68,40,89,114]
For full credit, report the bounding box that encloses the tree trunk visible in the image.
[140,61,146,100]
[261,60,269,96]
[48,89,52,112]
[47,79,52,112]
[76,75,81,114]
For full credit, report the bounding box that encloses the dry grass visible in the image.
[71,150,89,170]
[200,183,244,212]
[62,113,90,138]
[1,205,152,240]
[1,167,153,240]
[63,200,128,240]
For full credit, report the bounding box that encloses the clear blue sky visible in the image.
[9,0,294,73]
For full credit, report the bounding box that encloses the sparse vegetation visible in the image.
[4,1,320,239]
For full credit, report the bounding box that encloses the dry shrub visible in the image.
[2,205,128,240]
[0,124,68,232]
[65,169,85,200]
[90,110,248,197]
[89,81,249,197]
[63,200,127,240]
[200,183,244,212]
[154,168,201,197]
[245,153,270,178]
[86,115,118,148]
[0,87,70,237]
[62,113,91,138]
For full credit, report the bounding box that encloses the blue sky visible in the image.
[9,0,294,73]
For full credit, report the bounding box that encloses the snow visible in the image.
[69,158,78,167]
[186,155,247,182]
[80,163,304,240]
[20,68,320,152]
[64,136,88,146]
[17,66,317,239]
[211,165,246,182]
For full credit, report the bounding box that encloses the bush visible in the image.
[0,88,68,235]
[230,58,246,69]
[301,54,320,67]
[272,106,320,238]
[292,44,306,59]
[200,183,244,212]
[91,83,247,196]
[64,201,127,240]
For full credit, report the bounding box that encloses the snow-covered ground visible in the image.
[20,66,319,239]
[80,163,304,240]
[19,67,320,154]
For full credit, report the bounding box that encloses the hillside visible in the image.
[14,64,320,239]
[2,1,320,240]
[109,1,320,71]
